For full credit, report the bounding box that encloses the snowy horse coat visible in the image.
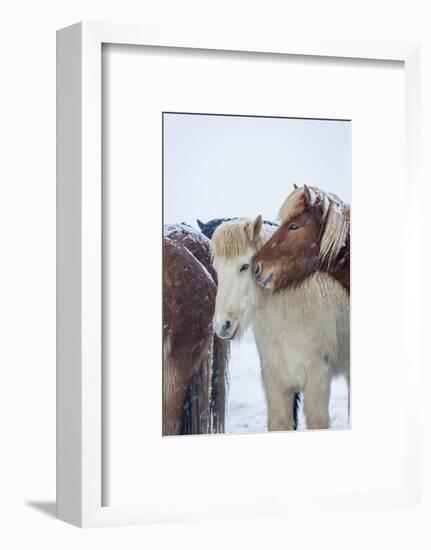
[212,217,349,430]
[163,224,229,435]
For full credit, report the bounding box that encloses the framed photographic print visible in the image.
[57,22,423,527]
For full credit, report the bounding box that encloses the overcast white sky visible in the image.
[163,113,351,228]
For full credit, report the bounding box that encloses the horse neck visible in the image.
[250,285,275,330]
[260,273,348,327]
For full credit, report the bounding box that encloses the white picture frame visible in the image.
[56,21,422,527]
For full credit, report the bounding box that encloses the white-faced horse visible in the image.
[212,216,349,430]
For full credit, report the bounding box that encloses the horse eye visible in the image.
[240,264,249,272]
[289,223,300,231]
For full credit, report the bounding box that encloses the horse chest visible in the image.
[253,288,343,390]
[254,318,308,388]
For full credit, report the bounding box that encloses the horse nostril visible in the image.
[222,320,231,332]
[254,263,262,277]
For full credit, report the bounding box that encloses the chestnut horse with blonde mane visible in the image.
[163,224,229,436]
[252,185,350,423]
[253,184,350,293]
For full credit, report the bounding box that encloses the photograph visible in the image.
[162,112,351,436]
[1,0,426,542]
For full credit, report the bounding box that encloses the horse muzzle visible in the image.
[213,318,239,340]
[254,264,274,288]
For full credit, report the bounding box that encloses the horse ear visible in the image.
[253,215,263,240]
[303,185,316,208]
[246,215,263,243]
[197,219,205,230]
[293,183,298,189]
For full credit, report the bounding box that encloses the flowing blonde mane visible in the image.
[278,186,350,266]
[211,218,273,258]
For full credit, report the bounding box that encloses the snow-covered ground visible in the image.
[225,329,350,433]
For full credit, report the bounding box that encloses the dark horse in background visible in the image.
[197,216,301,430]
[163,224,229,436]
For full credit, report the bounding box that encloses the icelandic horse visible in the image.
[252,185,350,425]
[163,224,229,435]
[212,210,349,430]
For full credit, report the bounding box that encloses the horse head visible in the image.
[211,215,270,341]
[253,185,349,291]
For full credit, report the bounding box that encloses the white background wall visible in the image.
[0,1,430,549]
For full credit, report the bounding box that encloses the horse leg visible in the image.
[303,369,330,430]
[263,373,295,431]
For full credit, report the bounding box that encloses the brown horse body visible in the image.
[163,224,229,436]
[253,185,350,293]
